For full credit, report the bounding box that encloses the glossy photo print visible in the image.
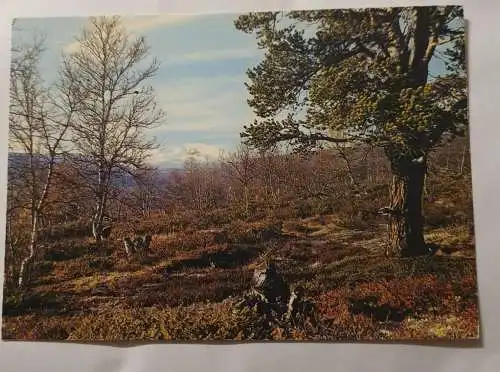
[2,6,479,342]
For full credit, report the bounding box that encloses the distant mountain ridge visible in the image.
[7,152,183,188]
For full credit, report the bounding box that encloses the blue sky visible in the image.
[11,13,451,168]
[12,14,264,168]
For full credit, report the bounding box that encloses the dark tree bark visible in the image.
[386,156,429,257]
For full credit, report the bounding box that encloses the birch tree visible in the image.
[221,145,257,216]
[60,16,164,247]
[9,36,78,288]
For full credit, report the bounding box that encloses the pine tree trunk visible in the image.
[386,159,429,257]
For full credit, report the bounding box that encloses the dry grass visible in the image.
[2,154,479,342]
[2,213,479,341]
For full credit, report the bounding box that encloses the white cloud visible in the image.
[185,143,224,159]
[166,48,257,65]
[63,14,197,54]
[150,121,217,133]
[158,74,245,101]
[148,142,226,167]
[63,40,81,54]
[151,74,253,135]
[121,14,196,32]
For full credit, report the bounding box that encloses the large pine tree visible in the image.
[235,6,467,257]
